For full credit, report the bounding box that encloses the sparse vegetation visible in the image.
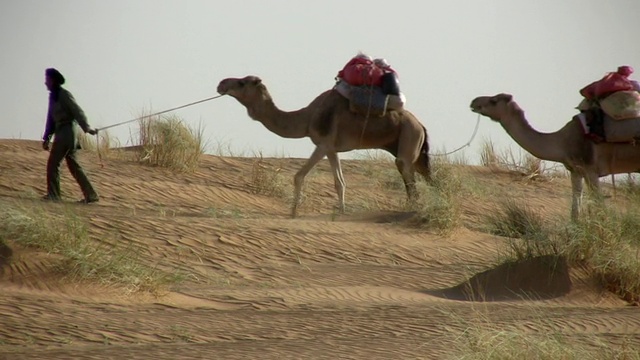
[449,308,640,359]
[135,113,206,172]
[205,206,246,219]
[168,325,194,343]
[3,135,640,356]
[479,138,500,168]
[617,174,640,202]
[0,202,180,294]
[486,198,640,304]
[249,153,290,198]
[562,205,640,304]
[77,127,115,155]
[486,199,558,259]
[408,158,464,234]
[479,138,546,179]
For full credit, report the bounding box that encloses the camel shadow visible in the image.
[0,242,13,269]
[330,210,418,224]
[423,255,571,302]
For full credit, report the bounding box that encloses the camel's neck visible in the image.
[499,109,566,162]
[237,93,310,139]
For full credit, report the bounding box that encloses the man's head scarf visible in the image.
[45,68,65,85]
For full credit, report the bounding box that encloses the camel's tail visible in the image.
[415,126,431,181]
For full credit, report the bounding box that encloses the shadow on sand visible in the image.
[334,210,418,224]
[0,242,13,269]
[424,255,571,301]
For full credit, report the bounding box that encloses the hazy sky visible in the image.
[2,0,639,161]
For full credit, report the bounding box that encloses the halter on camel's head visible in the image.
[217,76,268,101]
[470,93,522,121]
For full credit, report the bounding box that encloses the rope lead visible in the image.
[93,94,224,166]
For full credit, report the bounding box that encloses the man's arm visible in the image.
[62,90,92,133]
[43,100,55,141]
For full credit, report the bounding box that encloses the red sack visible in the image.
[337,57,384,87]
[580,65,635,100]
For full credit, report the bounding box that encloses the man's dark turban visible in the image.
[45,68,65,85]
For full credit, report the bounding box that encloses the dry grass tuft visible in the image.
[249,153,290,198]
[77,127,116,157]
[479,138,500,169]
[135,113,205,172]
[479,139,547,179]
[408,158,464,234]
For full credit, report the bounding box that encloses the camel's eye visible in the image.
[238,80,245,87]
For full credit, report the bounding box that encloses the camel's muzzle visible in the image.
[216,82,228,95]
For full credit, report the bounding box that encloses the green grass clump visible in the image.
[486,199,640,304]
[562,206,640,304]
[0,203,180,294]
[486,199,559,260]
[451,320,639,359]
[408,159,464,234]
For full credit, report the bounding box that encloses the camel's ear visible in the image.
[490,93,513,104]
[497,93,513,102]
[251,77,262,85]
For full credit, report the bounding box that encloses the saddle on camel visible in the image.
[334,53,406,117]
[576,65,640,143]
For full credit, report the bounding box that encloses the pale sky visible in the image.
[1,0,639,161]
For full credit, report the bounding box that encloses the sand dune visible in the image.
[0,139,638,359]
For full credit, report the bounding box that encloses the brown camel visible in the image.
[470,93,640,219]
[217,75,431,218]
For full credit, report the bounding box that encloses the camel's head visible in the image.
[217,76,269,102]
[470,93,514,122]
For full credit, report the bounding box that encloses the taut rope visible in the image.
[94,94,224,166]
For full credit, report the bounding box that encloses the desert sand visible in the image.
[1,139,639,360]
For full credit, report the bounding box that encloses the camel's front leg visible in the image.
[326,152,346,214]
[570,171,584,220]
[292,147,327,218]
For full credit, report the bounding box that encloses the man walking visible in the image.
[42,68,99,203]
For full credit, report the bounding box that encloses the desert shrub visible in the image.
[77,126,114,152]
[487,198,640,304]
[479,138,499,168]
[408,158,464,234]
[561,205,640,303]
[136,113,205,172]
[249,154,289,198]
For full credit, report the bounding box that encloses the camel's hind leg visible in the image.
[326,152,346,214]
[292,146,327,218]
[395,126,423,202]
[395,158,418,201]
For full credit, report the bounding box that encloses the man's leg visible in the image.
[65,150,99,202]
[45,140,68,200]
